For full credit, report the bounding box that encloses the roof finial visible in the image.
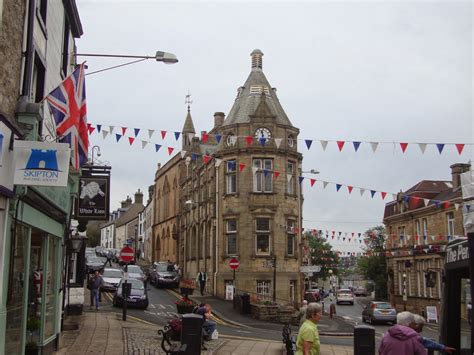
[185,91,193,113]
[251,49,263,70]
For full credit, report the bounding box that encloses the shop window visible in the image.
[226,219,237,255]
[255,218,270,255]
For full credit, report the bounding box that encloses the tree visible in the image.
[357,225,388,299]
[305,232,339,282]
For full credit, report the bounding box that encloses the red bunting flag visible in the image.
[274,171,280,179]
[128,137,135,145]
[239,163,246,172]
[336,141,345,151]
[121,127,127,135]
[245,136,253,145]
[456,144,465,155]
[203,155,211,164]
[381,192,387,200]
[310,178,316,187]
[161,130,167,139]
[201,132,209,143]
[348,186,353,194]
[400,142,408,153]
[443,201,450,209]
[167,147,174,155]
[87,124,95,135]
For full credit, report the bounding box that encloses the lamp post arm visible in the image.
[76,53,157,60]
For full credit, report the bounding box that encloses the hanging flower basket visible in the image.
[179,279,196,296]
[175,297,196,314]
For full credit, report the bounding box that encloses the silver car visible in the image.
[101,268,123,292]
[124,265,145,281]
[362,301,397,324]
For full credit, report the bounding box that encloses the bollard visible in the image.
[181,313,203,355]
[354,325,375,355]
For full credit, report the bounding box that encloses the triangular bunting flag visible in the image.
[423,199,429,207]
[274,138,282,149]
[259,137,266,146]
[128,137,135,145]
[370,142,378,152]
[188,133,195,142]
[305,140,313,150]
[336,184,342,191]
[252,167,258,175]
[203,155,211,164]
[323,181,329,189]
[455,144,465,155]
[201,132,209,143]
[87,124,95,135]
[348,186,353,194]
[192,153,198,161]
[155,144,161,152]
[215,134,222,144]
[455,203,460,211]
[287,174,292,182]
[96,124,102,133]
[239,163,245,172]
[121,127,127,135]
[174,132,181,141]
[180,150,187,158]
[141,140,148,149]
[336,141,345,151]
[299,176,304,184]
[161,130,167,140]
[310,178,316,187]
[381,192,387,200]
[443,202,450,209]
[115,134,122,142]
[353,141,361,152]
[400,142,408,153]
[167,147,174,155]
[109,126,115,134]
[134,128,140,137]
[274,171,280,179]
[418,143,427,153]
[245,136,253,145]
[320,140,328,151]
[102,130,109,139]
[360,188,365,196]
[263,169,270,177]
[436,143,445,154]
[148,129,155,138]
[370,190,376,198]
[215,158,222,167]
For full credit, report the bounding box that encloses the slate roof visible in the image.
[115,203,144,227]
[222,49,293,127]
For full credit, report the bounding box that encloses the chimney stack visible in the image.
[134,189,144,205]
[121,195,132,208]
[214,112,225,129]
[450,163,471,189]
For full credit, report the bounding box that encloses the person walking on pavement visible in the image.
[378,311,426,355]
[105,250,113,267]
[412,314,455,354]
[90,270,104,311]
[196,268,207,296]
[295,302,322,355]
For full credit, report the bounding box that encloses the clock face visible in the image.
[254,127,272,140]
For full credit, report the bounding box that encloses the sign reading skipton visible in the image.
[76,175,110,220]
[14,141,70,187]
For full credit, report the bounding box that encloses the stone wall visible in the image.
[0,0,25,120]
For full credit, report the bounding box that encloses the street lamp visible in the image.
[66,231,87,317]
[302,169,320,175]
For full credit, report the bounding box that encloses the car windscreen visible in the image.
[128,279,144,289]
[87,258,102,263]
[128,266,143,274]
[156,264,174,272]
[103,270,122,278]
[375,303,392,309]
[338,291,352,295]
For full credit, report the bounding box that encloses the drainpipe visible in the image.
[213,164,219,296]
[21,0,36,98]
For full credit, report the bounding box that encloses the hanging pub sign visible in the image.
[76,174,110,220]
[13,140,71,187]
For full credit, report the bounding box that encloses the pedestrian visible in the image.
[105,250,113,267]
[378,311,427,355]
[412,314,455,354]
[196,268,208,296]
[89,270,104,311]
[299,300,309,326]
[195,303,217,339]
[468,302,472,325]
[295,302,322,355]
[329,302,336,319]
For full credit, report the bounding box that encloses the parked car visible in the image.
[148,261,180,288]
[113,278,148,309]
[336,288,354,305]
[354,287,368,297]
[304,289,321,303]
[85,256,105,274]
[362,301,397,324]
[101,268,123,292]
[124,265,145,281]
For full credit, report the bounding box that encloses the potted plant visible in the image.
[179,278,196,297]
[25,316,40,355]
[175,296,196,314]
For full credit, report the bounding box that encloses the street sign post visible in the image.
[120,245,135,321]
[229,258,240,291]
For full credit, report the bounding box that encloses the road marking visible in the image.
[127,315,156,326]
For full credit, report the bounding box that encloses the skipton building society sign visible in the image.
[13,141,70,187]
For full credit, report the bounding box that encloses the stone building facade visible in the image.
[384,163,470,314]
[153,50,304,304]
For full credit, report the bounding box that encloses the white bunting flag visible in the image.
[392,194,397,201]
[287,174,292,182]
[214,158,222,167]
[188,133,195,142]
[418,143,427,154]
[274,138,282,149]
[320,140,328,151]
[141,141,148,149]
[109,126,115,134]
[455,203,460,211]
[360,188,366,196]
[148,129,155,139]
[180,151,187,158]
[102,130,109,139]
[252,167,258,175]
[323,181,329,189]
[230,136,238,146]
[370,142,379,153]
[423,199,430,207]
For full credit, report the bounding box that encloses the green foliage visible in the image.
[305,232,339,281]
[357,225,388,299]
[26,317,40,332]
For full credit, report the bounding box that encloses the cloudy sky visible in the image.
[77,0,472,253]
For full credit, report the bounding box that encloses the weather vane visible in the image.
[185,92,193,112]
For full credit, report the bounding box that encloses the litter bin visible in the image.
[354,325,375,355]
[241,293,251,314]
[181,313,203,355]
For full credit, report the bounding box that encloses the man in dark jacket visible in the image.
[196,269,207,296]
[379,312,426,355]
[90,270,104,311]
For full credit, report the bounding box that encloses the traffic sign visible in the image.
[120,245,135,263]
[300,265,322,273]
[229,258,240,270]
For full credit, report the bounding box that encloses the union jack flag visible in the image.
[46,64,88,169]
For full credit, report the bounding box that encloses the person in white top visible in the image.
[196,269,208,296]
